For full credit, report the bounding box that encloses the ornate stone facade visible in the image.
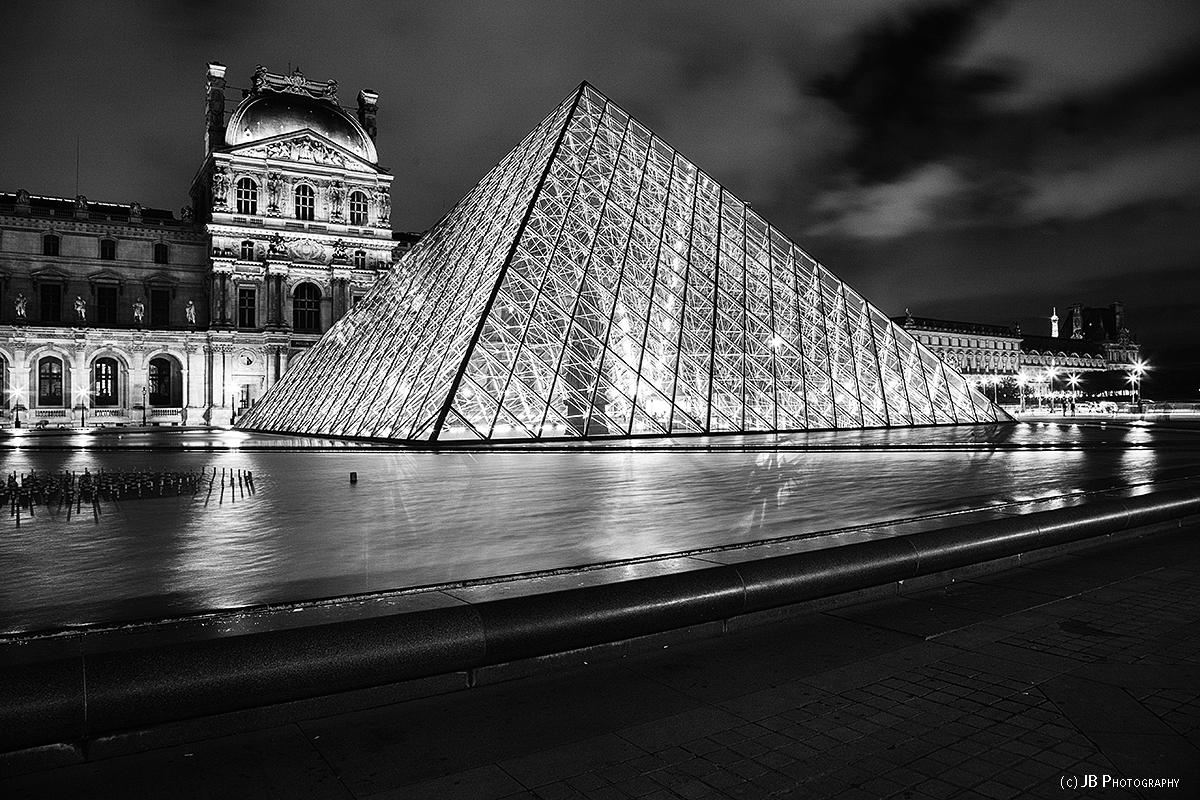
[1,63,412,428]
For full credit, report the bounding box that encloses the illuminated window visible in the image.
[148,357,174,406]
[293,282,321,332]
[38,357,64,406]
[93,357,118,407]
[349,191,368,225]
[294,184,315,221]
[236,178,258,215]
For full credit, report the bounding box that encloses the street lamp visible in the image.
[1129,359,1147,408]
[12,400,25,429]
[142,385,148,426]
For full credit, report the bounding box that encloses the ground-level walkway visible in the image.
[3,524,1198,799]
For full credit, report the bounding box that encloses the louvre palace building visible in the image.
[1,63,416,428]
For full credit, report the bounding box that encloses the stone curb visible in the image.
[3,483,1199,756]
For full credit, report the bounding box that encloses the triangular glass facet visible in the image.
[239,83,1011,442]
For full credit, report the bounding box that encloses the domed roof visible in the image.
[226,91,378,163]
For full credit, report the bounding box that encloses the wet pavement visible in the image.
[3,419,1200,635]
[2,507,1196,798]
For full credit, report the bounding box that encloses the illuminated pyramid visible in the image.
[239,83,1010,442]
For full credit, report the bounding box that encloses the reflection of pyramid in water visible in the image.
[239,82,1010,442]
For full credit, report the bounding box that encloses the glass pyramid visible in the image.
[238,83,1010,442]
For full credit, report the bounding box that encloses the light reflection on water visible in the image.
[1,421,1196,634]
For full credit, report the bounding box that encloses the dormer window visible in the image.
[349,191,368,226]
[236,178,258,215]
[100,239,117,260]
[294,184,315,221]
[43,234,60,256]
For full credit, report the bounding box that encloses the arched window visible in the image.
[148,357,181,407]
[348,191,368,225]
[240,240,256,261]
[38,356,64,407]
[236,178,258,215]
[353,249,367,269]
[293,282,321,332]
[93,357,119,407]
[294,184,315,221]
[43,234,60,256]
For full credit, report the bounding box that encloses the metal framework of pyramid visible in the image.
[238,82,1010,442]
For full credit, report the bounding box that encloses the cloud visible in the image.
[1022,137,1200,221]
[959,0,1200,109]
[807,162,968,239]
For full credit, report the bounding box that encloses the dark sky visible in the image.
[3,1,1199,384]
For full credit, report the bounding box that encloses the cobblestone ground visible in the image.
[3,525,1197,799]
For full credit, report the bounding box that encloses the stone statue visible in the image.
[212,168,231,209]
[75,296,87,323]
[268,232,286,256]
[16,188,30,205]
[14,293,27,319]
[133,297,145,326]
[332,238,349,261]
[185,299,196,326]
[376,187,390,225]
[180,206,195,221]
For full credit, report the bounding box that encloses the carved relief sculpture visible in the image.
[268,233,287,256]
[328,180,345,222]
[212,166,231,210]
[332,239,349,261]
[266,172,283,216]
[375,186,390,226]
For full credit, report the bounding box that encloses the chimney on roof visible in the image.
[205,62,227,155]
[357,89,379,141]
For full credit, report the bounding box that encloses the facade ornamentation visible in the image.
[0,62,403,430]
[375,186,390,226]
[266,172,282,216]
[212,167,231,210]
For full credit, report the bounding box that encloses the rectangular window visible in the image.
[96,285,118,325]
[154,243,169,264]
[100,239,117,260]
[238,287,257,328]
[150,289,170,327]
[40,284,62,322]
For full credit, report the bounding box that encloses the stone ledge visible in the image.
[2,483,1199,764]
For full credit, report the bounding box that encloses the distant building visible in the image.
[895,302,1141,404]
[2,63,421,428]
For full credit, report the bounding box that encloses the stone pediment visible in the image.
[228,131,380,174]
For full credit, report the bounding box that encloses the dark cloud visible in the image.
[810,0,1013,183]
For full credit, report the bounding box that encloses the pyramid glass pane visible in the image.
[239,83,1011,442]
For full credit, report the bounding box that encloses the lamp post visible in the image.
[76,402,87,428]
[1129,359,1146,409]
[13,401,24,429]
[142,385,148,426]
